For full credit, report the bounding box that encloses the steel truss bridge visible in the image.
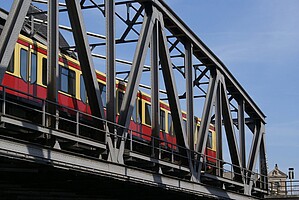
[0,0,268,199]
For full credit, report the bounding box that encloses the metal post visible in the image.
[215,81,223,177]
[47,0,59,128]
[238,98,246,171]
[185,41,194,151]
[105,0,116,137]
[151,19,160,157]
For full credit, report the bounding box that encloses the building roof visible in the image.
[268,164,288,179]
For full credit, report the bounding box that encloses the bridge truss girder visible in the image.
[0,0,268,197]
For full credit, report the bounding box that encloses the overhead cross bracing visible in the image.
[0,0,268,199]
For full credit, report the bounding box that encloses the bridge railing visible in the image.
[269,180,299,196]
[0,85,267,193]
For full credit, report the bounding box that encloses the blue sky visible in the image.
[1,0,299,177]
[164,0,299,175]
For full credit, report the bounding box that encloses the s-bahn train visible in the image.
[2,33,217,166]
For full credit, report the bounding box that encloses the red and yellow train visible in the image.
[2,33,216,165]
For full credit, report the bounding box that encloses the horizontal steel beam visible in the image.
[0,137,258,200]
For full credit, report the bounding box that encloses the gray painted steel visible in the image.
[0,0,31,83]
[106,0,116,136]
[0,137,259,200]
[0,0,268,198]
[65,0,105,121]
[46,0,59,127]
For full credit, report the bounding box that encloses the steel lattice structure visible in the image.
[0,0,268,198]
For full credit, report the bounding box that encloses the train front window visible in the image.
[207,131,213,148]
[144,103,151,126]
[30,53,37,83]
[60,66,75,96]
[80,75,87,103]
[20,49,28,81]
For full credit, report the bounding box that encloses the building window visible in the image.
[30,53,37,83]
[60,66,75,96]
[20,49,28,81]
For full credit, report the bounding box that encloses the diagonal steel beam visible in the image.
[65,0,105,122]
[221,79,242,181]
[247,121,263,186]
[196,69,219,178]
[158,14,189,150]
[119,6,144,41]
[0,0,32,83]
[117,3,156,151]
[259,133,268,190]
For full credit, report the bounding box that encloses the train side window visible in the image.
[60,66,76,96]
[30,53,37,83]
[20,49,28,81]
[80,75,87,103]
[144,103,151,126]
[168,113,175,136]
[207,131,212,148]
[99,83,106,107]
[117,91,124,113]
[42,58,47,86]
[7,51,14,73]
[132,102,137,122]
[160,110,165,132]
[183,119,187,132]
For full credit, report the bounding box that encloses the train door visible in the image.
[19,44,38,98]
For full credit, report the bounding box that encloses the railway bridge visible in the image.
[0,0,267,199]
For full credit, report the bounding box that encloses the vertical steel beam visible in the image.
[150,20,160,160]
[0,0,31,83]
[105,0,116,135]
[238,98,246,169]
[151,20,160,140]
[158,15,189,150]
[65,0,105,121]
[185,41,194,151]
[221,80,242,180]
[215,81,223,177]
[46,0,59,127]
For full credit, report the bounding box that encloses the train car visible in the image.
[1,32,217,169]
